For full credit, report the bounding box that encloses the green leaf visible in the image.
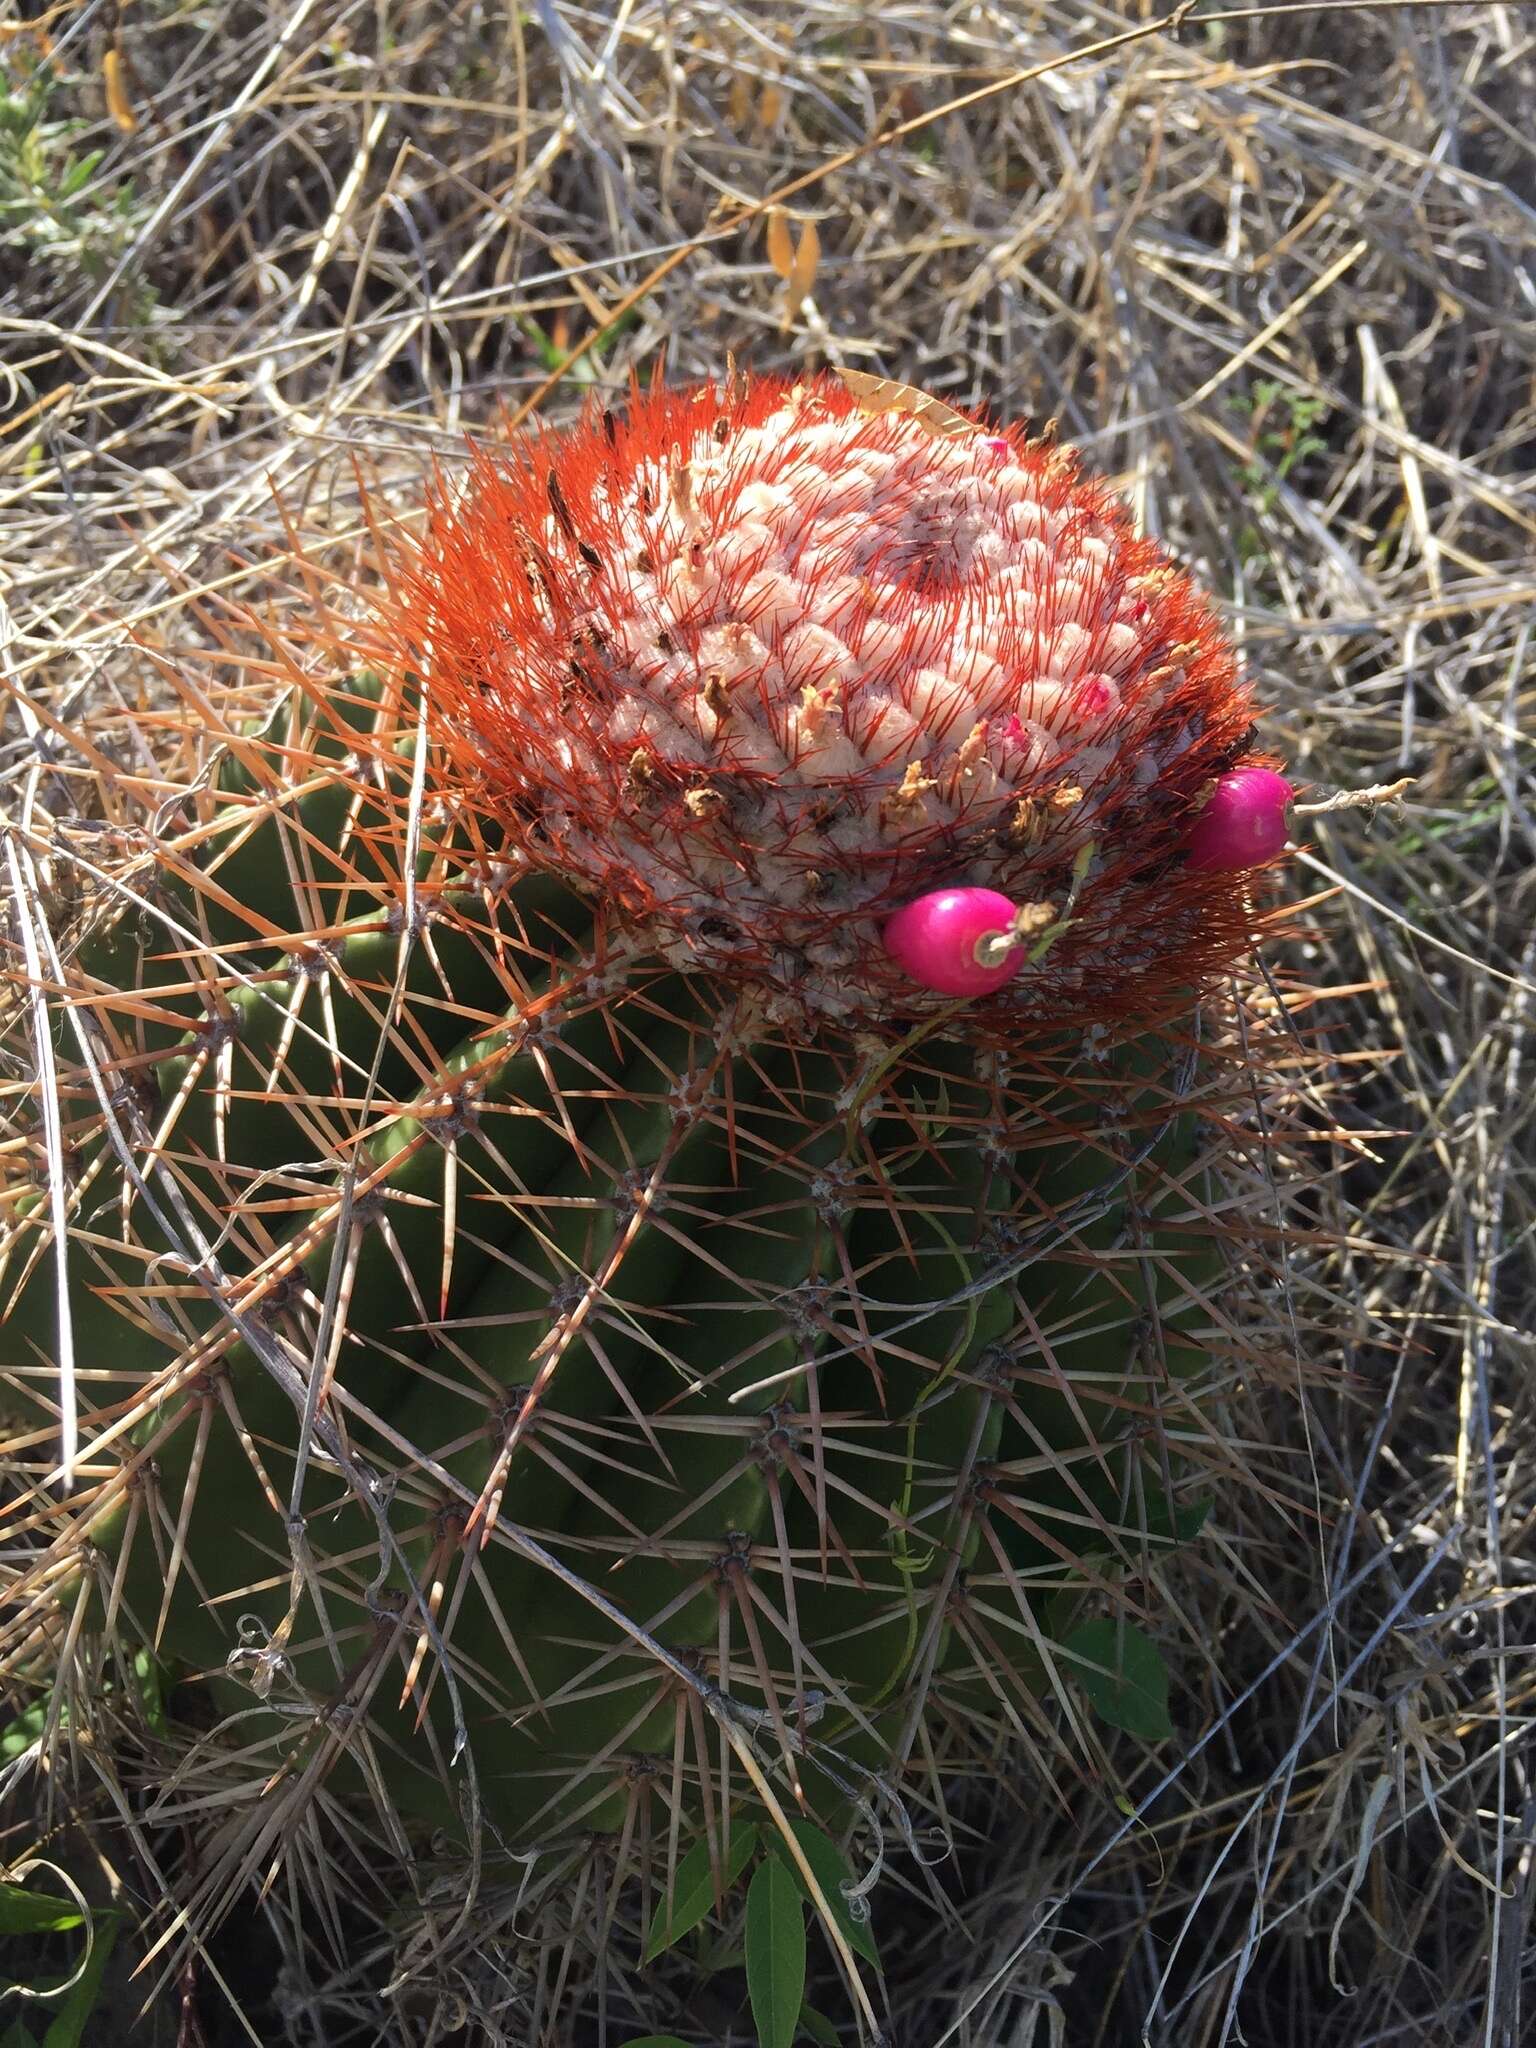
[745,1858,806,2048]
[516,316,568,374]
[41,1917,117,2048]
[0,1885,83,1936]
[132,1649,168,1735]
[642,1826,758,1962]
[1142,1490,1212,1550]
[591,304,641,359]
[58,151,102,199]
[2,2021,40,2048]
[694,1939,745,1974]
[1,1697,48,1762]
[1062,1619,1174,1741]
[772,1819,880,1968]
[798,2006,840,2045]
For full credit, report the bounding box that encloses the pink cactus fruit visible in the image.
[883,886,1035,998]
[1185,766,1295,872]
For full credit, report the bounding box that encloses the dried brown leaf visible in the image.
[834,369,978,441]
[788,220,819,304]
[765,207,795,281]
[104,47,137,134]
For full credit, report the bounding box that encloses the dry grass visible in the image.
[2,1,1535,2044]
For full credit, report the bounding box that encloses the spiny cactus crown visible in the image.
[398,373,1276,1032]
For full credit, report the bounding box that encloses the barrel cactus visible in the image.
[2,371,1293,2029]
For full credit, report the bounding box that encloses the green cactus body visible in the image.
[2,374,1286,1985]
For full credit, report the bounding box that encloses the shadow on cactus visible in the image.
[2,372,1301,2034]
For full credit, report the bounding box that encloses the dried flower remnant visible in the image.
[396,373,1285,1029]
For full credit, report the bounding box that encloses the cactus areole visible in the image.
[8,374,1293,1967]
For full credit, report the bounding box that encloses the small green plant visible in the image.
[0,1880,119,2048]
[517,302,643,383]
[0,78,155,323]
[639,1820,876,2048]
[1227,377,1331,566]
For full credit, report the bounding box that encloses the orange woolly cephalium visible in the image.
[3,373,1294,2022]
[399,372,1285,1031]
